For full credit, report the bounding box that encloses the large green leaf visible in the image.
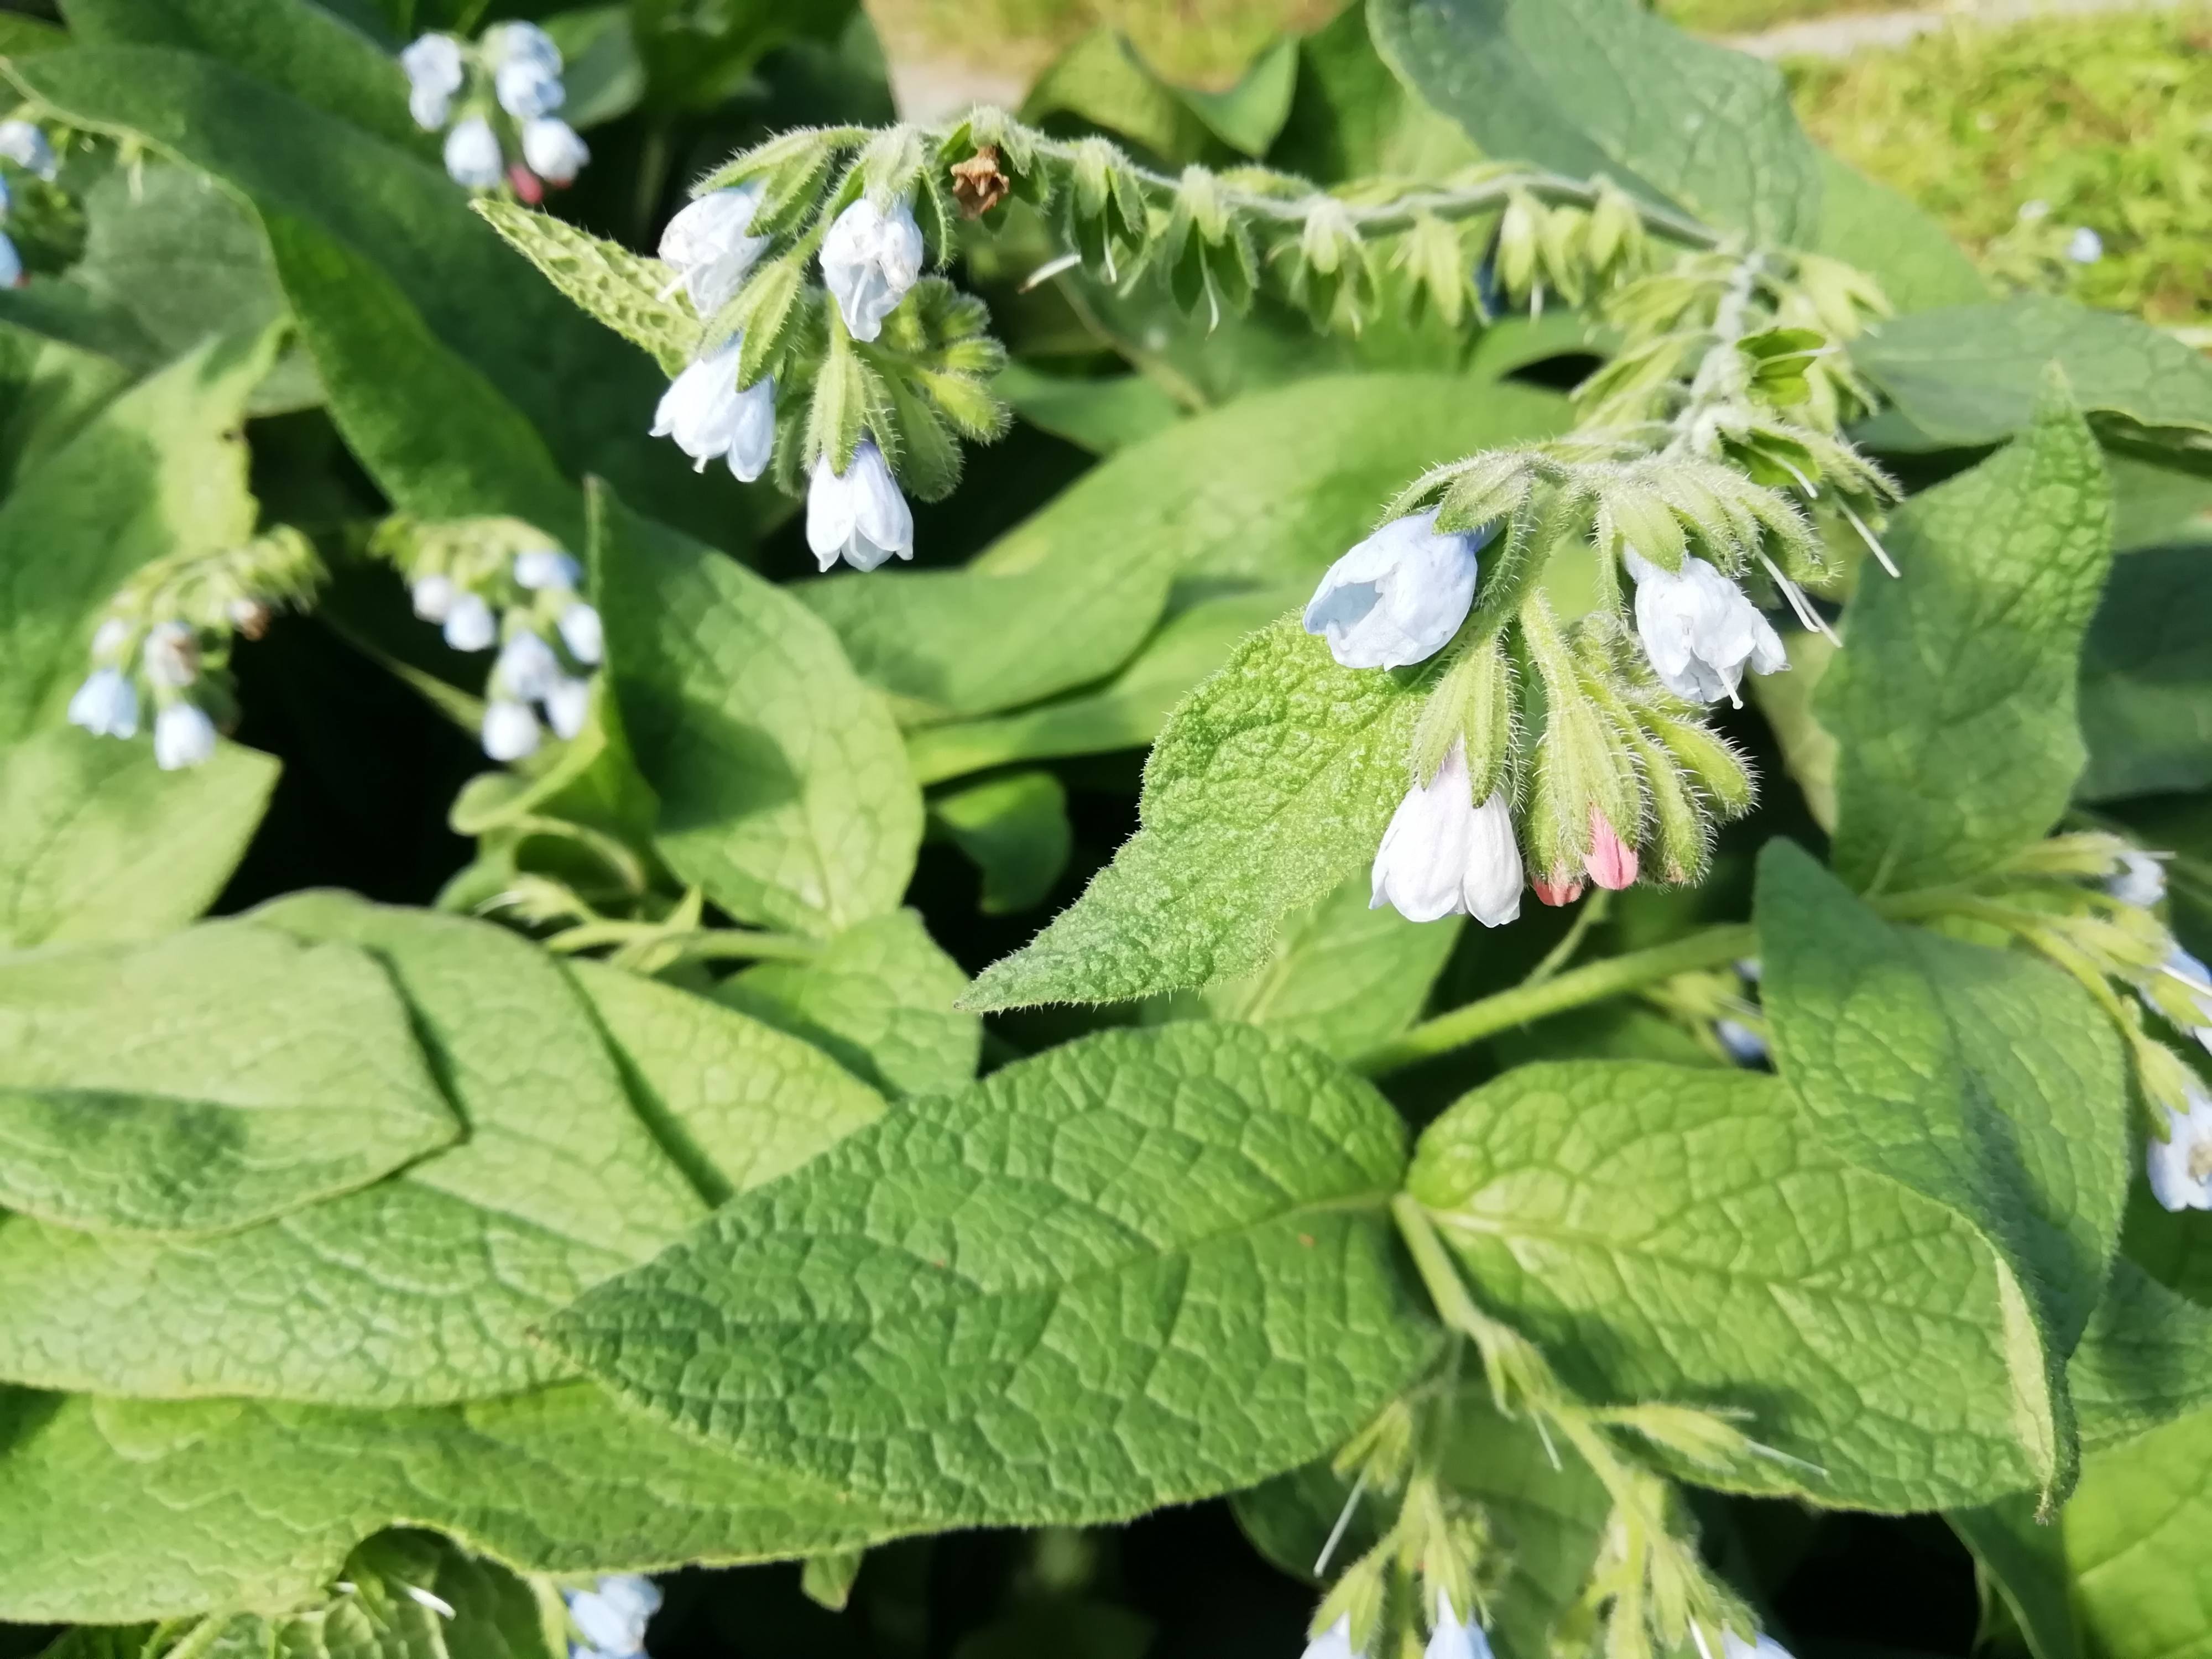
[964,619,1428,1010]
[0,896,702,1403]
[2078,542,2212,801]
[1807,151,1987,315]
[1853,297,2212,452]
[1757,843,2134,1504]
[1267,3,1480,184]
[2068,1258,2212,1453]
[589,483,921,937]
[1820,378,2112,891]
[1366,0,1823,244]
[1407,1059,2057,1511]
[1147,869,1459,1061]
[0,327,273,744]
[0,727,277,950]
[0,1380,922,1622]
[546,1022,1442,1528]
[0,921,458,1237]
[712,910,979,1100]
[571,956,887,1204]
[10,45,739,547]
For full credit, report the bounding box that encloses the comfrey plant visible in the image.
[400,21,589,199]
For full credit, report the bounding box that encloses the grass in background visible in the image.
[863,0,1338,84]
[1788,6,2212,325]
[1654,0,1888,34]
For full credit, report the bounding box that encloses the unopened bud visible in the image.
[1584,805,1639,890]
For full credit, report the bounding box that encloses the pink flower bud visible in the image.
[1584,807,1639,890]
[508,163,545,206]
[1532,869,1585,907]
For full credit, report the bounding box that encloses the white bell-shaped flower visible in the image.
[2149,1086,2212,1213]
[495,630,561,702]
[566,1575,662,1658]
[398,34,464,131]
[1300,1616,1359,1659]
[806,439,914,572]
[1372,742,1481,924]
[1625,549,1787,706]
[658,185,769,316]
[1464,787,1524,928]
[67,667,138,739]
[495,56,564,120]
[2107,849,2167,910]
[513,548,581,591]
[153,703,217,771]
[483,20,561,77]
[1425,1594,1494,1659]
[0,230,21,291]
[481,698,541,762]
[557,602,604,666]
[820,196,925,343]
[142,622,199,690]
[0,118,57,181]
[442,116,503,189]
[410,572,457,622]
[1303,511,1488,670]
[545,677,592,741]
[650,337,776,482]
[521,117,587,185]
[442,592,497,651]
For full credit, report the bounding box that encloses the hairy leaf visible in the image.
[2078,542,2212,801]
[0,921,458,1237]
[0,728,276,950]
[1410,1060,2057,1510]
[547,1022,1441,1527]
[475,201,698,377]
[1822,377,2112,890]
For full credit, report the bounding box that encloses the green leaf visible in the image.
[964,619,1428,1011]
[591,481,921,938]
[0,327,273,744]
[1366,0,1824,244]
[1947,1498,2082,1659]
[930,770,1074,916]
[474,201,698,377]
[546,1022,1442,1528]
[712,909,979,1100]
[570,956,886,1204]
[2068,1257,2212,1453]
[1019,29,1219,167]
[1408,1060,2062,1510]
[1266,4,1479,183]
[1756,842,2135,1504]
[1820,376,2112,891]
[1853,298,2212,453]
[994,365,1183,456]
[1148,869,1459,1061]
[2077,542,2212,801]
[0,727,277,950]
[1807,152,1987,315]
[0,1379,922,1622]
[1233,1388,1607,1659]
[11,45,742,549]
[0,921,459,1238]
[0,896,706,1403]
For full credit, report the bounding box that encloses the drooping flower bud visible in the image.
[2148,1086,2212,1213]
[1583,805,1639,890]
[1300,1616,1359,1659]
[481,698,541,762]
[513,547,581,591]
[659,185,769,316]
[521,118,588,186]
[807,439,914,572]
[398,34,464,131]
[410,572,457,622]
[495,630,560,702]
[1423,1594,1494,1659]
[153,702,218,771]
[442,592,497,651]
[566,1574,662,1659]
[1303,512,1493,671]
[0,118,58,181]
[557,602,603,665]
[442,117,503,190]
[67,667,139,739]
[651,337,776,482]
[1531,870,1586,907]
[545,677,592,741]
[2107,850,2168,910]
[1465,790,1525,929]
[1624,549,1787,707]
[820,196,925,343]
[495,56,564,121]
[508,163,545,206]
[1371,742,1480,924]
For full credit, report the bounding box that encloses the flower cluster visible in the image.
[387,518,603,763]
[2094,849,2212,1212]
[66,526,323,770]
[564,1574,660,1659]
[0,117,59,289]
[400,22,588,200]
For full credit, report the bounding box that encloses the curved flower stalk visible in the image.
[377,516,603,763]
[66,527,325,769]
[400,20,588,199]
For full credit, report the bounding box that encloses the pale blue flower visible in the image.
[484,21,561,78]
[660,186,769,316]
[806,439,912,571]
[557,603,603,665]
[2149,1086,2212,1213]
[1425,1594,1494,1659]
[1371,739,1519,926]
[1305,510,1489,671]
[443,117,503,190]
[496,58,565,121]
[411,573,457,622]
[1300,1616,1358,1659]
[521,118,588,186]
[513,549,581,591]
[481,698,541,761]
[0,231,20,290]
[154,703,217,770]
[1625,549,1787,707]
[442,592,496,651]
[566,1575,661,1659]
[653,337,774,481]
[67,667,138,739]
[0,119,58,181]
[2067,227,2103,264]
[1716,1018,1769,1067]
[399,34,465,131]
[495,630,560,702]
[820,196,924,342]
[546,677,591,740]
[2107,850,2166,910]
